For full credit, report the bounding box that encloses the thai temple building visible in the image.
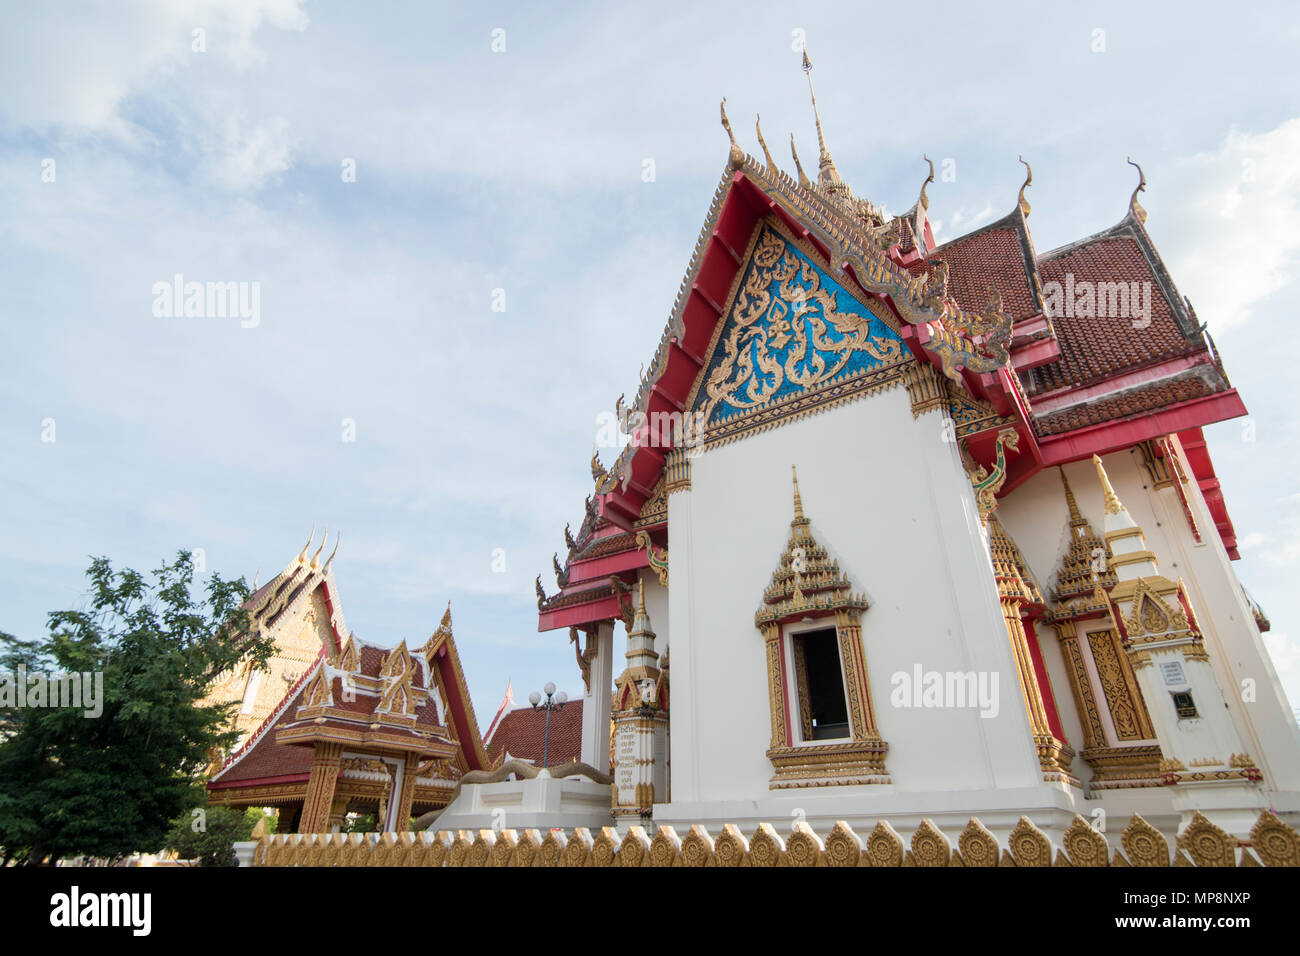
[532,53,1300,844]
[220,55,1300,862]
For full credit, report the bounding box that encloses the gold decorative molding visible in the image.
[253,810,1300,867]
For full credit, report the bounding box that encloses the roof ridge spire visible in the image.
[755,113,776,169]
[720,97,744,170]
[792,464,805,521]
[1017,156,1032,218]
[790,133,812,189]
[1058,467,1085,526]
[801,48,843,188]
[1126,156,1148,223]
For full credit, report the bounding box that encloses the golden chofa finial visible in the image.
[1092,454,1125,516]
[324,532,340,570]
[1126,157,1148,224]
[755,114,776,169]
[790,134,812,190]
[919,154,936,212]
[1017,156,1032,218]
[297,523,316,565]
[440,600,452,631]
[720,97,744,170]
[309,527,328,570]
[792,464,805,520]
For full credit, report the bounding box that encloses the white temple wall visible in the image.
[997,446,1300,808]
[668,385,1047,810]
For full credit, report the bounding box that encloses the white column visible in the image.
[666,454,696,802]
[581,621,615,772]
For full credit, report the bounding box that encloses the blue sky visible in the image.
[2,1,1298,720]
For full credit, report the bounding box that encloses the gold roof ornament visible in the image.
[309,526,328,570]
[1126,157,1148,224]
[791,464,805,522]
[720,97,745,170]
[790,133,812,189]
[1017,156,1032,218]
[324,532,340,570]
[919,155,936,212]
[1092,454,1126,516]
[755,113,776,170]
[297,523,316,565]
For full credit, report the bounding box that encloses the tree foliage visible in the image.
[0,552,273,865]
[163,805,263,867]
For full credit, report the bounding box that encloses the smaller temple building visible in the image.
[206,535,491,832]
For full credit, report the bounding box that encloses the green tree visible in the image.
[0,552,273,865]
[163,805,262,867]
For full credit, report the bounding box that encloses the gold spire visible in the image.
[720,97,744,169]
[440,600,452,632]
[1059,467,1085,526]
[756,113,776,169]
[801,48,841,187]
[792,464,805,521]
[1092,455,1125,515]
[919,155,936,212]
[636,577,647,617]
[1126,156,1148,224]
[1017,156,1032,218]
[790,133,811,189]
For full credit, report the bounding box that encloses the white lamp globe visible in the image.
[528,691,541,706]
[556,691,568,704]
[544,681,556,696]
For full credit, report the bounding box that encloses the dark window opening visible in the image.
[1172,691,1199,720]
[794,628,849,740]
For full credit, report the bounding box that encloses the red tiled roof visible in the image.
[928,212,1040,321]
[1034,375,1214,436]
[211,670,316,785]
[1033,230,1193,393]
[486,700,584,767]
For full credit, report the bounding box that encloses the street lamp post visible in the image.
[528,682,568,769]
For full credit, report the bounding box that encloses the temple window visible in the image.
[789,626,850,741]
[754,467,890,787]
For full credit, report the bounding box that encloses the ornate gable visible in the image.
[688,219,910,447]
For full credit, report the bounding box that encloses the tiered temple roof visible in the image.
[536,57,1250,634]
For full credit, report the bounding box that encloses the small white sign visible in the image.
[1159,660,1187,687]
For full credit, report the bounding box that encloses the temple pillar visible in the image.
[611,580,667,818]
[664,447,695,801]
[326,795,351,832]
[390,753,419,831]
[299,741,342,833]
[581,620,614,772]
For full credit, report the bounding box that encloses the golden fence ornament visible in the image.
[680,825,715,867]
[957,818,1000,868]
[714,823,750,867]
[1251,811,1300,867]
[649,825,682,867]
[1008,817,1053,867]
[748,823,785,867]
[1122,813,1171,867]
[249,811,1297,867]
[1062,815,1109,867]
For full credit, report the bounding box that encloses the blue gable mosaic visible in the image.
[691,223,906,427]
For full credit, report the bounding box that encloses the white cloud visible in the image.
[1158,118,1300,333]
